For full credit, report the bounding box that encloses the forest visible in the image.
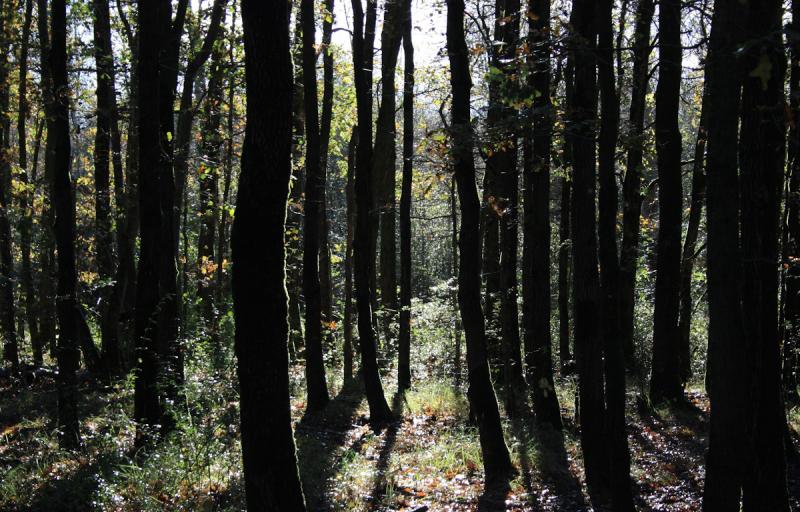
[0,0,798,510]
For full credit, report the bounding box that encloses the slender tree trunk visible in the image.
[650,0,684,404]
[702,2,747,508]
[24,120,44,364]
[446,0,513,483]
[451,176,463,387]
[233,2,308,508]
[786,0,800,405]
[558,46,573,372]
[677,86,708,385]
[570,0,611,506]
[301,0,330,412]
[374,0,405,338]
[319,0,335,348]
[596,0,634,508]
[343,127,357,383]
[739,1,789,508]
[619,0,654,369]
[50,0,80,449]
[351,0,393,423]
[398,0,413,391]
[523,0,561,429]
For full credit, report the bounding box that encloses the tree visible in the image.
[0,0,18,374]
[232,1,307,509]
[319,0,335,347]
[343,126,358,383]
[397,0,413,391]
[738,0,789,507]
[702,1,747,507]
[569,0,611,506]
[301,0,330,412]
[351,0,393,423]
[50,0,80,449]
[650,0,684,404]
[619,0,654,368]
[523,0,561,429]
[446,0,513,483]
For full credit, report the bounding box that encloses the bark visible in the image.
[650,0,684,404]
[619,0,654,369]
[523,0,561,429]
[739,1,789,508]
[50,0,80,449]
[677,86,708,385]
[351,0,393,423]
[570,0,611,505]
[344,127,357,382]
[702,1,747,508]
[0,0,18,373]
[398,0,413,391]
[134,0,165,443]
[301,0,330,412]
[596,0,634,508]
[558,45,573,372]
[233,2,308,508]
[374,0,405,334]
[446,0,513,483]
[319,0,335,346]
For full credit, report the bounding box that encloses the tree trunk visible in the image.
[786,0,800,406]
[398,0,413,391]
[351,0,393,423]
[619,0,654,369]
[301,0,330,412]
[596,0,634,508]
[50,0,80,449]
[0,0,18,373]
[344,127,357,383]
[650,0,684,404]
[677,85,708,385]
[558,46,573,372]
[446,0,513,484]
[570,0,611,506]
[374,0,405,338]
[451,177,463,387]
[702,1,747,508]
[319,0,335,350]
[738,1,789,507]
[232,2,308,508]
[523,0,561,429]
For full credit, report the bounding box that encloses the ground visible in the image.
[2,359,799,511]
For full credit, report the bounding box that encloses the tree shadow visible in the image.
[513,412,589,511]
[368,391,406,508]
[295,377,366,510]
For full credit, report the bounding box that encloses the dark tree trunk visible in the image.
[232,2,308,508]
[36,0,57,361]
[446,0,513,483]
[739,1,789,508]
[596,0,633,508]
[650,0,684,404]
[619,0,654,369]
[301,0,330,413]
[677,86,708,385]
[490,0,525,418]
[319,0,335,347]
[570,0,611,506]
[197,10,226,340]
[351,0,393,423]
[50,0,80,449]
[92,0,123,375]
[343,127,358,383]
[134,0,166,444]
[374,0,405,337]
[398,0,413,391]
[0,0,18,373]
[523,0,561,429]
[702,1,747,508]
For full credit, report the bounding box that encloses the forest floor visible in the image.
[2,361,800,511]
